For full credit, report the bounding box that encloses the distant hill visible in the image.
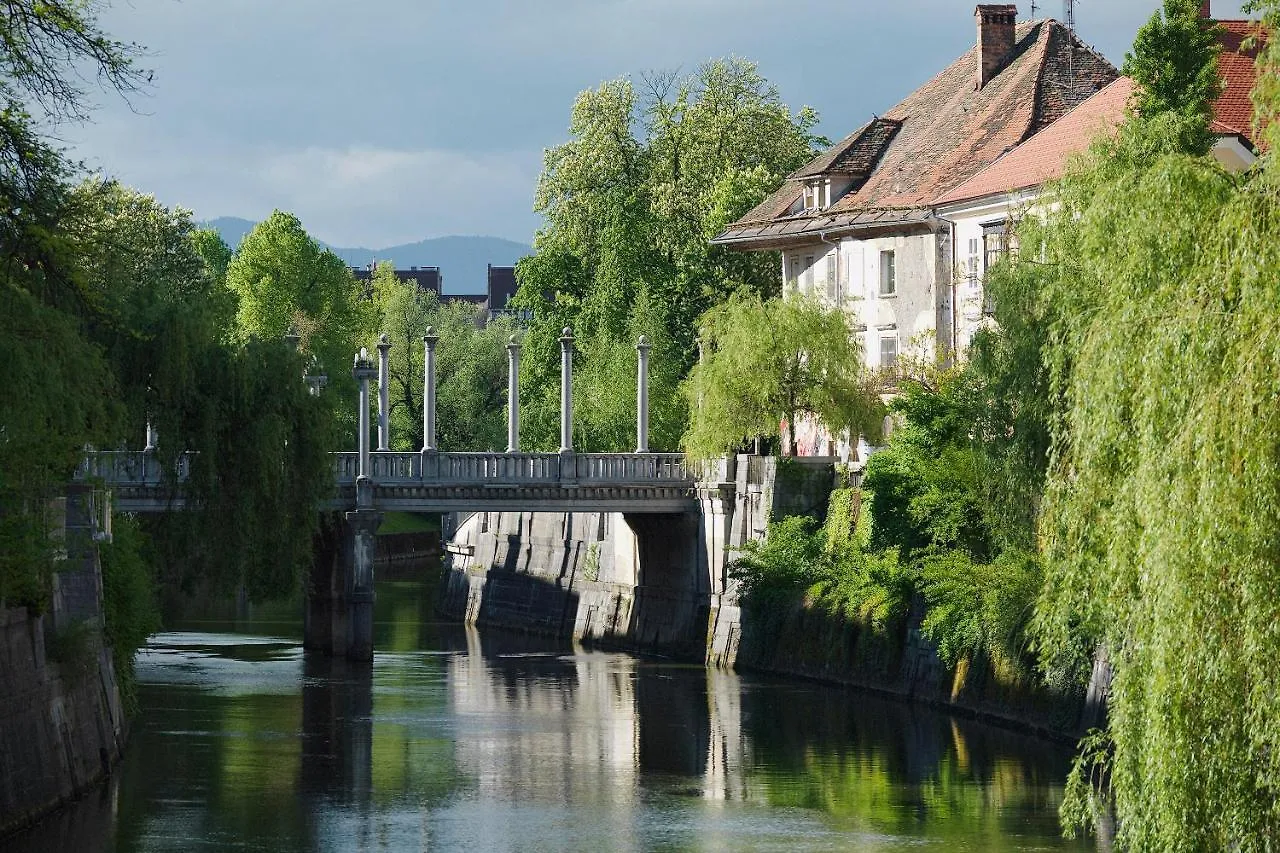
[201,217,531,295]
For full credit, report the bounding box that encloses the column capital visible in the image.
[559,326,574,345]
[506,334,521,353]
[376,333,391,353]
[423,326,439,347]
[636,334,650,353]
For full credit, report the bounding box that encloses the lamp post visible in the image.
[506,335,521,452]
[559,327,574,454]
[376,334,391,451]
[635,335,650,453]
[352,349,377,481]
[422,327,438,453]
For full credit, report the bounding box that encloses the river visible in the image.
[4,580,1094,852]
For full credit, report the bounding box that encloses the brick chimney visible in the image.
[1200,1,1212,18]
[976,4,1018,89]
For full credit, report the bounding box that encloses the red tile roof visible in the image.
[714,19,1117,247]
[937,19,1268,206]
[1212,19,1266,145]
[937,77,1133,205]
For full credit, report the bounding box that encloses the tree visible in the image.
[513,59,824,451]
[970,1,1280,845]
[1124,0,1222,154]
[226,211,369,440]
[680,294,881,459]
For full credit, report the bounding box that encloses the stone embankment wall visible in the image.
[734,596,1103,740]
[0,487,128,837]
[438,455,1104,740]
[438,455,833,661]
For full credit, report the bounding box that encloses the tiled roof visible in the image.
[1213,19,1266,146]
[937,19,1267,206]
[937,77,1133,205]
[791,118,902,179]
[715,19,1118,246]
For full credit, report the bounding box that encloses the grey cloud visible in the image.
[72,0,1252,247]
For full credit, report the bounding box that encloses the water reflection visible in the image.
[2,581,1094,852]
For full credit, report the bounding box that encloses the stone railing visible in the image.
[333,451,692,486]
[76,450,194,485]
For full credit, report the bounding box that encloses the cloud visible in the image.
[252,145,544,246]
[71,110,544,246]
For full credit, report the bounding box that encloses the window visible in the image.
[787,254,800,292]
[967,237,981,284]
[802,179,830,211]
[879,250,896,296]
[880,335,898,369]
[825,255,837,301]
[802,254,814,292]
[983,221,1008,270]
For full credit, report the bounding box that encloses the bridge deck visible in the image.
[76,450,699,514]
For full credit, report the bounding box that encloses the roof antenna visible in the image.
[1030,1,1040,18]
[1064,0,1077,31]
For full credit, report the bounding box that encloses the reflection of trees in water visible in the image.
[736,680,1083,847]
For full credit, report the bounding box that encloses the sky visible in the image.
[68,0,1255,249]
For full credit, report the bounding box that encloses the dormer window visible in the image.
[803,179,831,212]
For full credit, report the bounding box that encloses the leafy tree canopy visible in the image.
[514,59,824,451]
[681,294,881,459]
[1123,0,1222,154]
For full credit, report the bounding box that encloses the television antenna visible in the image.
[1030,1,1039,17]
[1064,0,1077,31]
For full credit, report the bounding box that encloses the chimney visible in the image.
[976,5,1018,89]
[1200,1,1212,18]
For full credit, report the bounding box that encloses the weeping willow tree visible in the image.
[982,1,1280,847]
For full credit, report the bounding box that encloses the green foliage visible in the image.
[99,514,161,710]
[918,549,1042,673]
[681,294,881,458]
[226,211,368,442]
[1123,0,1222,155]
[969,4,1280,844]
[514,59,824,450]
[733,511,913,632]
[863,373,993,561]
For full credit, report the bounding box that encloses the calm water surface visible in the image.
[6,581,1095,852]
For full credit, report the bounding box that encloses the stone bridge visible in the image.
[73,327,756,664]
[77,449,698,515]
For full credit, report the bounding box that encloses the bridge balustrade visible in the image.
[76,450,193,485]
[333,451,691,486]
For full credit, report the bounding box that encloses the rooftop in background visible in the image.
[1212,18,1268,147]
[936,77,1134,205]
[351,265,441,294]
[938,14,1268,206]
[713,11,1118,249]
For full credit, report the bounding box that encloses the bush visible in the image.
[99,515,161,710]
[918,548,1042,674]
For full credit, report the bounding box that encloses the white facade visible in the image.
[781,230,947,371]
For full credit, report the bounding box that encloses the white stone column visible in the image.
[559,327,574,454]
[376,333,391,451]
[635,335,650,453]
[352,349,377,479]
[506,335,521,452]
[422,328,438,452]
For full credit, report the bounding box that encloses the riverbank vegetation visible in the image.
[735,1,1280,848]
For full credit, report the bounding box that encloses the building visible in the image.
[351,264,442,295]
[711,5,1119,372]
[935,10,1266,353]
